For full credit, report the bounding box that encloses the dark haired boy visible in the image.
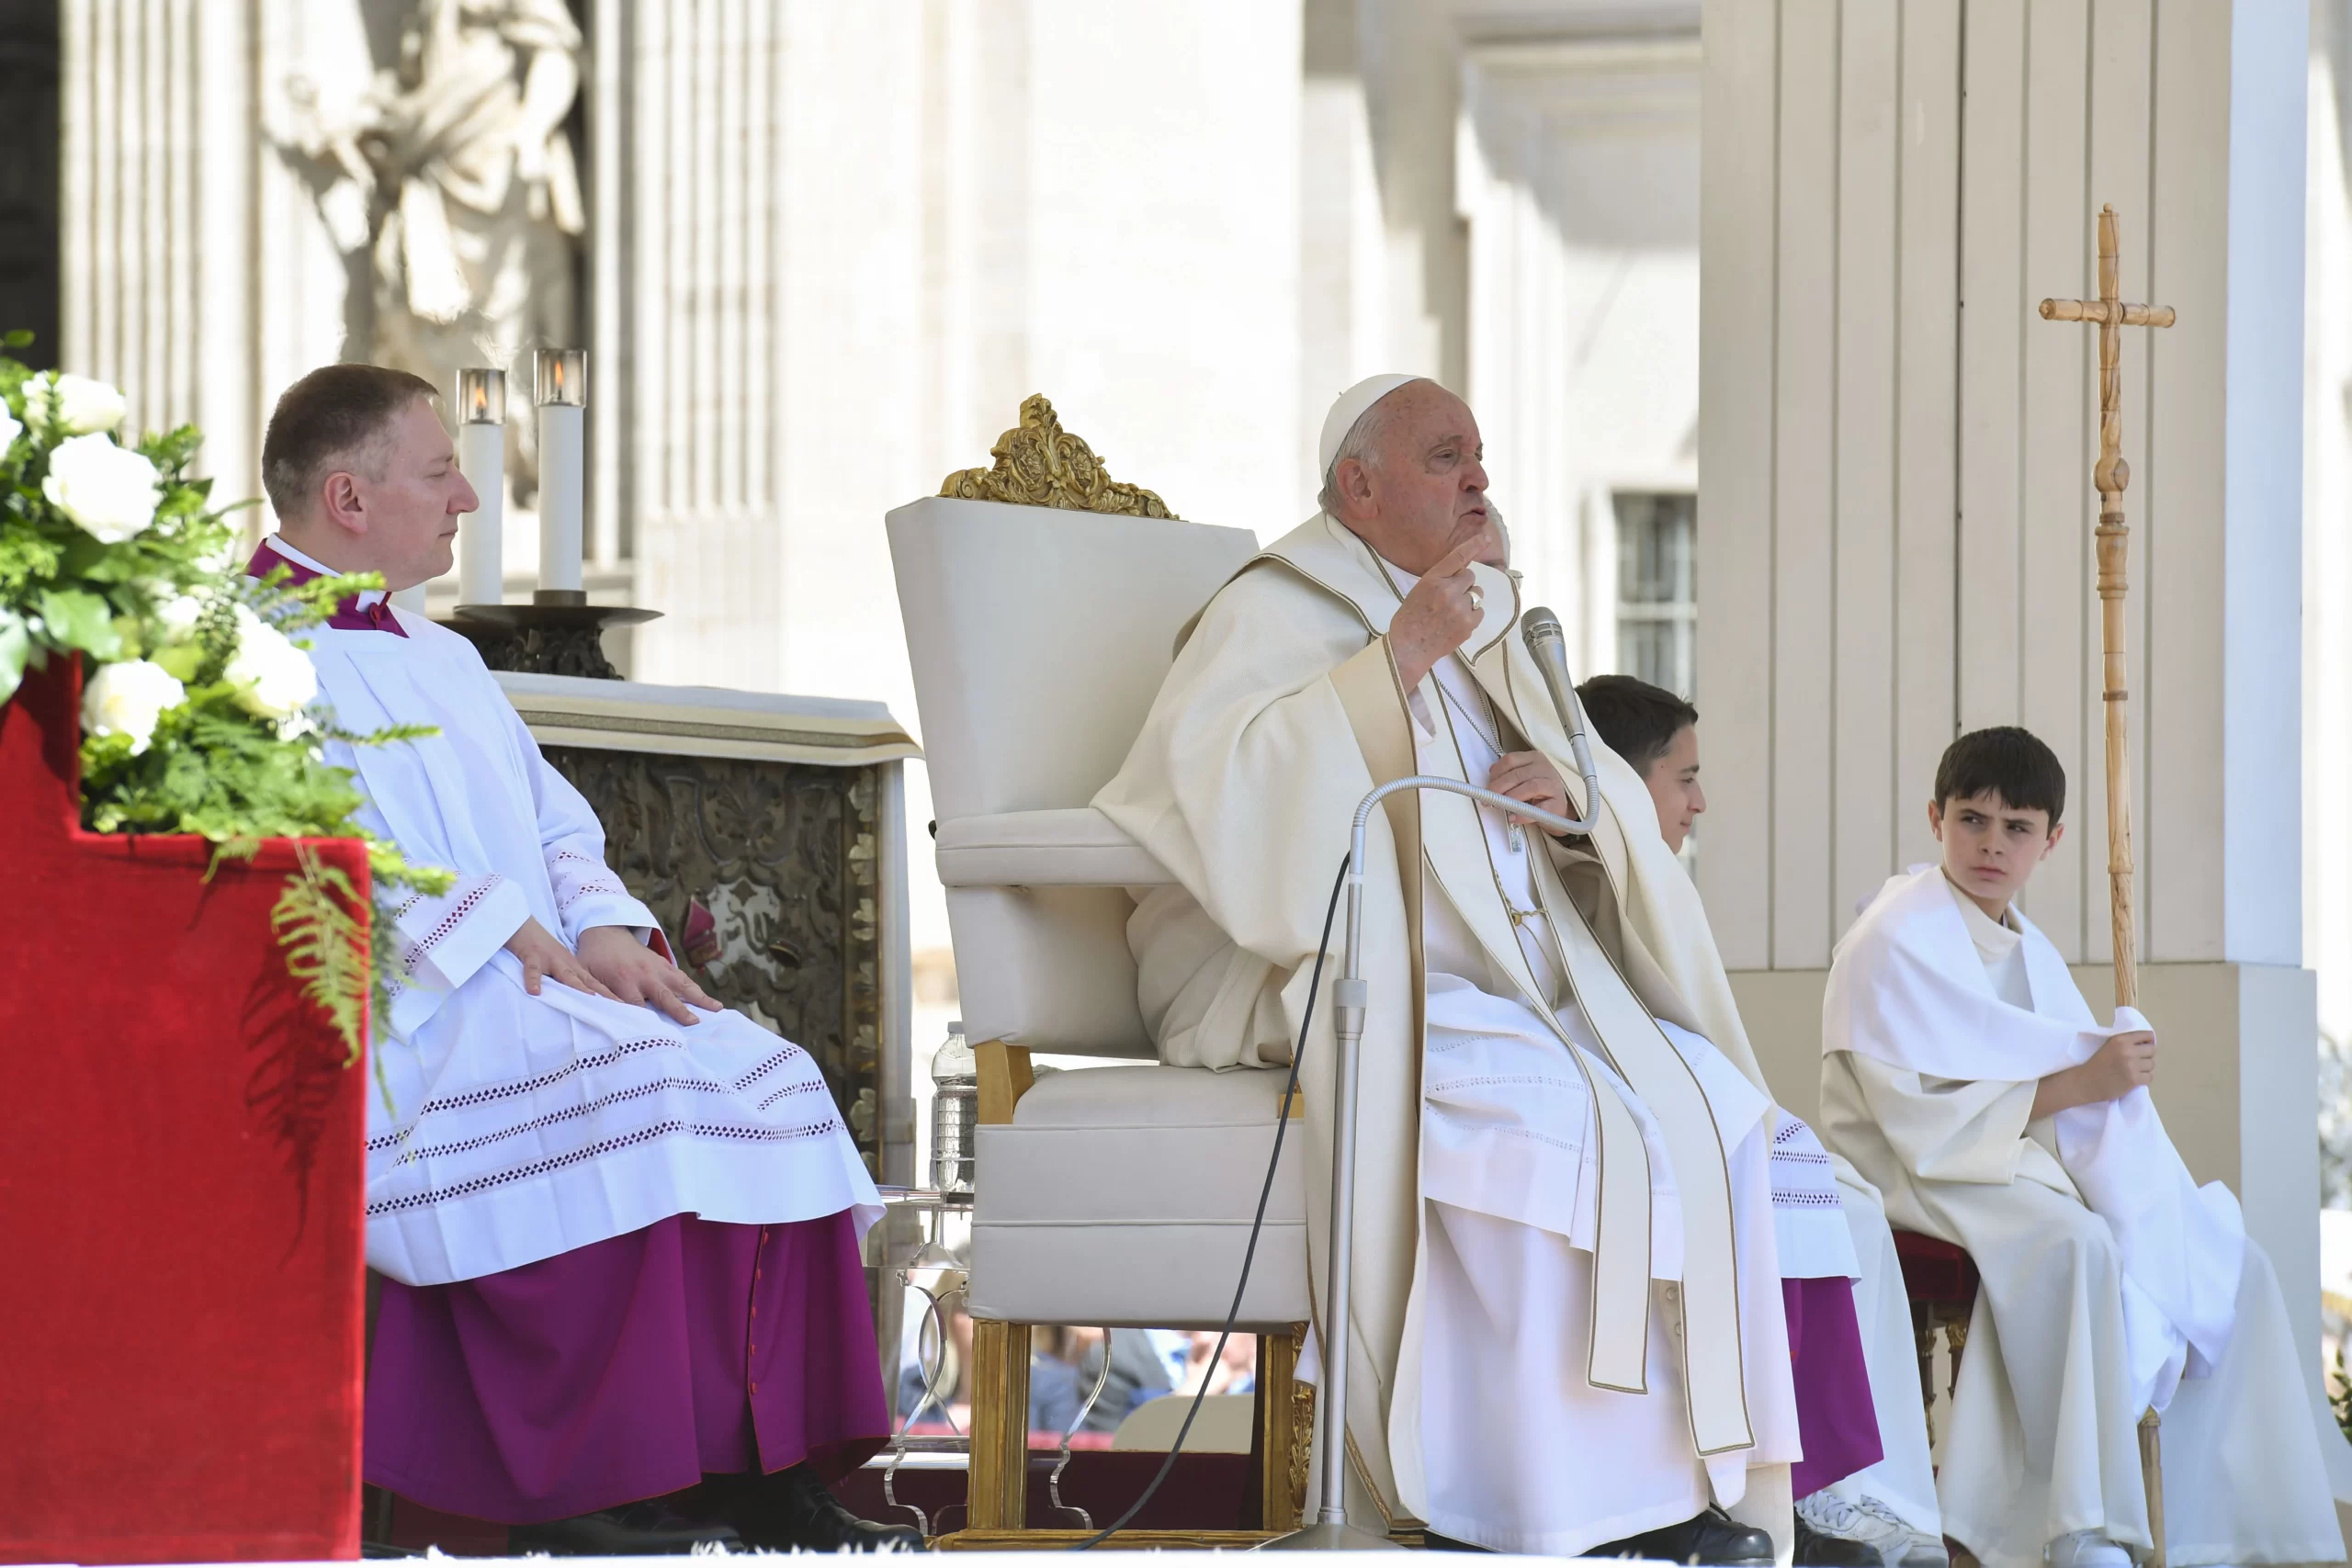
[250,366,917,1551]
[1575,674,1706,852]
[1820,727,2339,1568]
[1582,676,1944,1568]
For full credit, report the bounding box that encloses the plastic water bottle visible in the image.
[929,1021,978,1195]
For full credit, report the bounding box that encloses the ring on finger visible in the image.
[1466,583,1485,613]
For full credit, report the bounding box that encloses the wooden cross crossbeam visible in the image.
[2037,203,2173,1015]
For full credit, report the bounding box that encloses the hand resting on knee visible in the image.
[505,918,722,1026]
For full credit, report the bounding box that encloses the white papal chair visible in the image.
[888,434,1311,1542]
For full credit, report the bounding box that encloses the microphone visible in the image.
[1521,607,1602,829]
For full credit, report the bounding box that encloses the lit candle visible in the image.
[456,367,505,605]
[534,348,586,600]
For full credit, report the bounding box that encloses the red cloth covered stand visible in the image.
[0,662,371,1564]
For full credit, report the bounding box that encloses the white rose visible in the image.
[22,371,128,436]
[81,659,186,755]
[41,434,161,544]
[0,404,21,455]
[152,592,205,643]
[224,606,319,722]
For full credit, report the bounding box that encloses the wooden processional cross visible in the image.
[2039,204,2174,1013]
[2038,202,2174,1565]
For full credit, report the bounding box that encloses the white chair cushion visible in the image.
[1111,1393,1255,1453]
[969,1064,1310,1328]
[946,886,1155,1057]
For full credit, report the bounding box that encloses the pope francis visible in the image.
[1094,375,1807,1558]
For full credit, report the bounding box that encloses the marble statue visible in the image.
[284,0,584,503]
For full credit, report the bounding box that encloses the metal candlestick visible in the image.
[443,601,662,682]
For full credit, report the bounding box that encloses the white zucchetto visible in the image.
[1317,373,1423,476]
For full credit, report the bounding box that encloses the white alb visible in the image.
[266,536,882,1286]
[1821,864,2343,1568]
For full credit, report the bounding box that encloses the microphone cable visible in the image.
[1069,852,1351,1550]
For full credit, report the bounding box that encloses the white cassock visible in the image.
[1418,653,1936,1546]
[262,536,880,1286]
[1408,649,1799,1552]
[1820,864,2342,1568]
[1097,515,1801,1557]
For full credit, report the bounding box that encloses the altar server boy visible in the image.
[1580,674,1944,1568]
[251,365,918,1553]
[1819,727,2340,1568]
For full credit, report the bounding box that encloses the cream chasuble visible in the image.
[1404,634,1798,1551]
[1096,513,1800,1549]
[269,537,881,1286]
[1820,867,2341,1568]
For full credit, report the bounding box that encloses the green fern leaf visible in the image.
[269,843,370,1067]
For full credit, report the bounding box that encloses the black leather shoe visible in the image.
[1796,1515,1883,1566]
[509,1501,741,1556]
[707,1464,925,1552]
[1419,1530,1491,1551]
[1591,1506,1776,1564]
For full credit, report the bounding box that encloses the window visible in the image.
[1614,491,1696,698]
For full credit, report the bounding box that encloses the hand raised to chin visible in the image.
[1389,530,1493,692]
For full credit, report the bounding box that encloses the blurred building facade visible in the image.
[40,0,1705,967]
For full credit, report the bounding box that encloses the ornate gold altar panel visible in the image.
[496,671,917,1185]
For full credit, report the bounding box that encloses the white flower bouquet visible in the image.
[0,339,448,1063]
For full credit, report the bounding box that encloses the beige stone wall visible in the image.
[1704,0,2336,1481]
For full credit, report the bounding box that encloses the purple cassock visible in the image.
[1781,1276,1883,1499]
[366,1212,888,1524]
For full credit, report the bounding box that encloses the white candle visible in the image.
[455,367,506,605]
[534,348,586,596]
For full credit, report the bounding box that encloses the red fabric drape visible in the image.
[0,662,371,1564]
[1893,1228,1983,1305]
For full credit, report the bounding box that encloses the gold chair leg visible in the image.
[1913,1308,1938,1450]
[2139,1409,2165,1568]
[968,1320,1031,1530]
[1257,1328,1306,1532]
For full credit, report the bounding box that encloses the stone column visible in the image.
[1702,0,2339,1479]
[1296,0,1471,511]
[1457,27,1702,682]
[61,0,260,509]
[61,0,404,530]
[595,0,794,689]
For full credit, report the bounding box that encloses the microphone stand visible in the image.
[1263,609,1601,1551]
[1267,738,1602,1545]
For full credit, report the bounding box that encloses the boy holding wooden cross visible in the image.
[1819,728,2339,1568]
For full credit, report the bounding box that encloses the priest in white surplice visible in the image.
[247,365,920,1554]
[1820,726,2343,1568]
[1096,376,1861,1559]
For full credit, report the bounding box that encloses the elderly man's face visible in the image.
[1332,382,1498,577]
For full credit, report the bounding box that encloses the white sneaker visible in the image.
[2046,1531,2133,1568]
[1795,1492,1951,1568]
